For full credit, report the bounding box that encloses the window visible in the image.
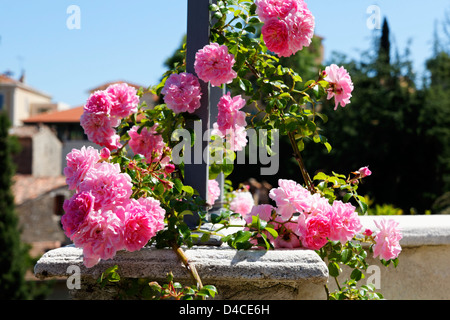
[54,194,66,216]
[0,94,4,111]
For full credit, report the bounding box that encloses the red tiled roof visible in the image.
[0,74,19,84]
[23,106,84,124]
[12,174,68,205]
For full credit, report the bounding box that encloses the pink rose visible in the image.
[117,198,165,252]
[255,0,306,21]
[324,64,354,110]
[100,147,111,160]
[304,193,332,217]
[128,125,165,164]
[64,146,100,190]
[78,162,132,211]
[136,197,166,232]
[106,83,140,119]
[269,179,312,220]
[261,18,291,57]
[162,72,202,114]
[216,92,247,131]
[285,9,315,54]
[373,219,402,261]
[80,112,122,151]
[244,204,277,246]
[230,191,254,216]
[358,166,372,178]
[296,213,330,250]
[84,90,113,115]
[244,204,276,224]
[61,191,95,239]
[72,209,125,268]
[207,179,221,206]
[328,200,362,243]
[273,220,302,249]
[194,43,237,87]
[258,0,314,57]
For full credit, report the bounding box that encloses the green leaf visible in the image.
[314,172,329,181]
[343,193,353,203]
[328,261,340,277]
[350,268,363,281]
[182,185,194,197]
[341,249,352,263]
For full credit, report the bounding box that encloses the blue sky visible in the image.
[0,0,449,107]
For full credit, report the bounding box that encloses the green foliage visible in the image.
[97,266,217,300]
[0,112,51,299]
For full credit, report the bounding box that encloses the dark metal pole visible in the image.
[184,0,214,227]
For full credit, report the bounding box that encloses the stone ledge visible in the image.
[359,215,450,247]
[34,245,329,300]
[34,245,328,282]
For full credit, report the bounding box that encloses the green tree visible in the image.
[303,18,448,214]
[0,112,50,299]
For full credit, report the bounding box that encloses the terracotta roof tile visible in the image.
[12,175,68,205]
[23,106,84,124]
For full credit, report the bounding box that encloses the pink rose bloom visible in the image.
[358,166,372,178]
[117,198,165,252]
[194,43,237,87]
[244,204,275,224]
[216,92,247,131]
[230,191,254,217]
[212,92,248,151]
[328,200,362,243]
[136,196,166,232]
[212,123,248,152]
[207,179,221,206]
[255,0,303,21]
[324,64,354,110]
[161,72,202,114]
[84,90,113,115]
[61,191,95,239]
[164,163,175,175]
[128,125,166,163]
[106,83,140,119]
[304,193,332,217]
[80,112,122,151]
[244,204,277,246]
[78,162,132,211]
[72,209,124,268]
[273,219,302,249]
[261,18,291,57]
[296,213,330,250]
[258,0,314,57]
[269,179,312,220]
[64,146,100,190]
[285,9,315,54]
[373,219,402,261]
[100,147,111,160]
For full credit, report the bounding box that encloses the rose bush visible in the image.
[61,0,402,300]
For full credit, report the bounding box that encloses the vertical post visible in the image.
[184,0,215,227]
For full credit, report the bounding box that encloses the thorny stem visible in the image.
[287,131,315,194]
[171,242,204,296]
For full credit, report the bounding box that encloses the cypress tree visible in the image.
[0,112,31,299]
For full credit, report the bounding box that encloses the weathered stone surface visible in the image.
[34,245,329,300]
